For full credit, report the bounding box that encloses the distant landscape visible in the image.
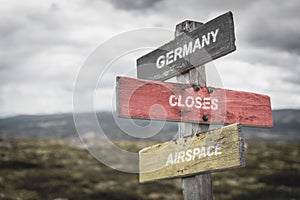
[0,109,299,141]
[0,109,299,200]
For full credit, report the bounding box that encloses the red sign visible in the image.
[116,76,273,127]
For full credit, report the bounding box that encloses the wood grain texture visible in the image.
[176,21,213,200]
[116,76,273,128]
[137,12,236,81]
[177,67,213,200]
[139,123,245,183]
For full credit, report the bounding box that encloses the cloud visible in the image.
[105,0,163,11]
[240,0,300,55]
[0,0,300,117]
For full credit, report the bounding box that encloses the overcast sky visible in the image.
[0,0,299,117]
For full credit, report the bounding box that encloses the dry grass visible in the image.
[0,139,299,200]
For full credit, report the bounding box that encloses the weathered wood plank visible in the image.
[139,123,245,183]
[116,76,273,127]
[137,12,236,81]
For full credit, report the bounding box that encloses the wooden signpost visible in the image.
[137,12,235,81]
[116,76,273,127]
[115,11,273,200]
[139,123,245,183]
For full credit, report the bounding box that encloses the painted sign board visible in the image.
[116,76,273,127]
[139,123,245,183]
[137,12,236,81]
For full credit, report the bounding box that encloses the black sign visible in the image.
[137,12,236,81]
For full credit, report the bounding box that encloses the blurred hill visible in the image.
[0,109,299,141]
[243,109,300,141]
[0,112,176,141]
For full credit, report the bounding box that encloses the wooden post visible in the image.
[175,20,213,200]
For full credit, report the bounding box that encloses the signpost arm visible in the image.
[175,20,213,200]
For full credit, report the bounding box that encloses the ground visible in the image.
[0,139,299,200]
